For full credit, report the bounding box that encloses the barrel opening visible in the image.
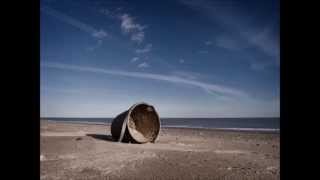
[111,103,160,143]
[128,104,160,143]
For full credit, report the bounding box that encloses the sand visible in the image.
[40,121,280,180]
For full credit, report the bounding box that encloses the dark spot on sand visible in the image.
[256,143,260,146]
[265,154,270,158]
[76,137,82,141]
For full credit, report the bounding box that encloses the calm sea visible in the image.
[41,117,279,132]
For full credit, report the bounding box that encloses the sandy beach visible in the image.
[40,120,279,180]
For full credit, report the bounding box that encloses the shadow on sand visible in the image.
[86,134,115,142]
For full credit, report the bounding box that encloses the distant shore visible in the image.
[41,118,280,133]
[41,120,279,180]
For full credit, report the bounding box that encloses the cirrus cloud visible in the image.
[137,62,150,68]
[42,62,248,98]
[119,13,146,44]
[135,43,152,54]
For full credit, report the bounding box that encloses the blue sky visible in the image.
[40,0,279,118]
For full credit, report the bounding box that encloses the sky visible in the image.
[40,0,279,118]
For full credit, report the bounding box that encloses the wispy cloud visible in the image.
[170,70,199,80]
[87,39,103,51]
[137,62,150,68]
[215,36,240,51]
[119,13,146,44]
[42,62,248,98]
[179,59,185,63]
[99,8,122,19]
[246,27,279,59]
[92,30,108,39]
[135,43,152,54]
[131,57,139,62]
[130,31,145,43]
[99,8,150,51]
[180,0,279,60]
[120,14,145,32]
[170,70,214,81]
[41,5,108,40]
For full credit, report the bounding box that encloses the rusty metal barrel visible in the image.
[111,102,160,143]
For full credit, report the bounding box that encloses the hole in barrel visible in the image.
[128,104,160,143]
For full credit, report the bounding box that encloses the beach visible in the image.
[40,120,280,180]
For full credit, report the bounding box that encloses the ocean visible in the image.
[41,117,279,132]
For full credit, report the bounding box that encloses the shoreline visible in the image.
[41,119,279,133]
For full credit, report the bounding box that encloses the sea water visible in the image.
[41,117,279,132]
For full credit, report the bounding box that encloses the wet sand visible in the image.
[40,121,279,180]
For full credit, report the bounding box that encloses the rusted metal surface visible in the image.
[111,102,160,143]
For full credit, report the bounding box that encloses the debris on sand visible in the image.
[40,154,45,161]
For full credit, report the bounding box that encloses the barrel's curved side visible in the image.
[111,110,128,141]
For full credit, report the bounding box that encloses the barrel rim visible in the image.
[126,102,161,143]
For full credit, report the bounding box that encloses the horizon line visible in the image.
[41,116,280,119]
